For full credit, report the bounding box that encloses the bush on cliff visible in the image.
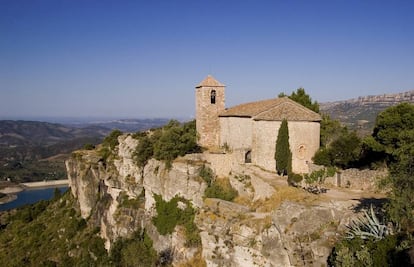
[103,129,123,150]
[204,177,238,201]
[110,229,157,266]
[152,194,201,247]
[133,120,201,168]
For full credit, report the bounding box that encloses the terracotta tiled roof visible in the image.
[196,75,225,88]
[220,97,322,122]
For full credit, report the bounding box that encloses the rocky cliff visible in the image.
[66,134,370,266]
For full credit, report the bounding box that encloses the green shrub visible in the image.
[304,167,336,185]
[204,179,238,201]
[110,230,157,266]
[98,146,112,162]
[313,148,332,166]
[199,165,214,186]
[82,143,95,150]
[287,172,303,186]
[326,166,337,177]
[328,234,412,267]
[152,194,201,247]
[313,131,362,169]
[103,129,123,150]
[153,120,200,165]
[133,120,200,169]
[133,135,154,168]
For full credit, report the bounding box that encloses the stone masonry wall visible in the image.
[288,121,320,173]
[252,120,320,174]
[195,86,225,149]
[219,117,252,149]
[326,168,388,191]
[252,120,280,172]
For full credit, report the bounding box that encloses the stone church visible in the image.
[195,75,322,174]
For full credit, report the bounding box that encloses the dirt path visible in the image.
[241,164,386,202]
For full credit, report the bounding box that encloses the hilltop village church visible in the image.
[195,75,322,174]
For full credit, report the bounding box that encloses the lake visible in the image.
[0,186,68,211]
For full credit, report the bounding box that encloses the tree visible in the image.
[275,119,292,175]
[289,87,320,113]
[385,129,414,231]
[331,131,362,168]
[366,103,414,231]
[320,114,344,148]
[313,130,362,169]
[371,103,414,157]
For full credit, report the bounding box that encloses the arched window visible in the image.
[245,150,252,163]
[210,90,216,104]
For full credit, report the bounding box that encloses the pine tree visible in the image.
[275,119,292,175]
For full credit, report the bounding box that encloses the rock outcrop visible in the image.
[66,134,367,266]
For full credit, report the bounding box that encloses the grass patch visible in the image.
[204,177,238,201]
[238,186,318,212]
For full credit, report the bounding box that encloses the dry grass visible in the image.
[215,176,233,188]
[177,249,206,267]
[236,185,320,212]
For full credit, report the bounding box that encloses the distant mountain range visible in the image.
[320,90,414,135]
[67,118,171,133]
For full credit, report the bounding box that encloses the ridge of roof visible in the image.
[220,97,322,122]
[196,75,225,88]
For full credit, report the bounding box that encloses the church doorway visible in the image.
[245,150,252,163]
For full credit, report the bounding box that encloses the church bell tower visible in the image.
[195,75,225,149]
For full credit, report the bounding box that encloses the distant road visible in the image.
[22,179,69,188]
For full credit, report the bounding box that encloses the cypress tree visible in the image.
[275,119,292,175]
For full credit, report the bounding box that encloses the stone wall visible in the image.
[325,168,388,191]
[252,120,320,173]
[308,163,388,191]
[203,152,242,178]
[219,117,252,149]
[195,86,225,148]
[252,120,280,172]
[288,121,320,173]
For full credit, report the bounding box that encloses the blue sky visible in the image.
[1,0,413,119]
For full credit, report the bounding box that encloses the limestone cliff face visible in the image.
[66,135,206,256]
[66,134,362,266]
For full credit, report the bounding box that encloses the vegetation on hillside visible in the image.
[152,194,201,247]
[0,191,109,266]
[313,130,362,169]
[204,178,238,202]
[133,120,201,168]
[328,103,414,265]
[0,120,107,182]
[0,191,172,266]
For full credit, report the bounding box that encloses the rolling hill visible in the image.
[320,90,414,135]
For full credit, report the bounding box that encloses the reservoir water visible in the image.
[0,186,68,211]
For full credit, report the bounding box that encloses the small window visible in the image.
[210,90,216,104]
[245,150,252,163]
